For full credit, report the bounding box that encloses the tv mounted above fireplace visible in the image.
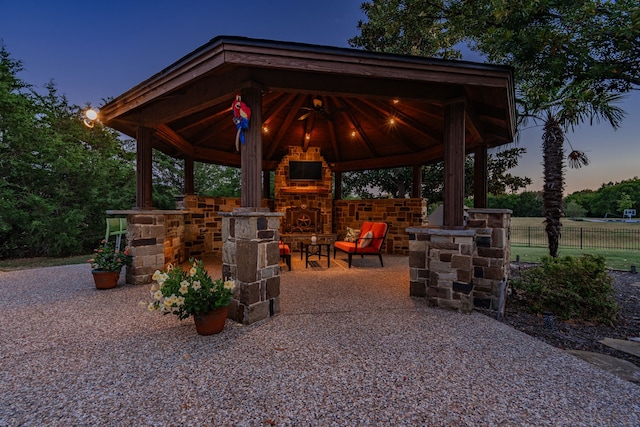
[288,161,323,181]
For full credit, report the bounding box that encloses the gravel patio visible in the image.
[1,255,639,426]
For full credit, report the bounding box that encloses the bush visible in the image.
[511,254,618,324]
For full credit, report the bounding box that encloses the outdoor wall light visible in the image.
[84,108,99,128]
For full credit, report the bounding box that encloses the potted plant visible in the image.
[146,259,236,335]
[88,239,132,289]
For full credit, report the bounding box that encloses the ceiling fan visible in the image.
[297,97,334,121]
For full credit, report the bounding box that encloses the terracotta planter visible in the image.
[193,306,229,335]
[92,269,121,289]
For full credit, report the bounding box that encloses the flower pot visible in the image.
[92,269,121,289]
[193,306,229,335]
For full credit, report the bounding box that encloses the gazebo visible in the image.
[100,36,516,323]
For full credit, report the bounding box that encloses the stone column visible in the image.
[220,210,284,325]
[407,226,476,313]
[466,208,512,315]
[106,209,188,285]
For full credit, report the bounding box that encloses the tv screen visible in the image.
[289,161,323,181]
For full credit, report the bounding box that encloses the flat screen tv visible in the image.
[289,161,323,181]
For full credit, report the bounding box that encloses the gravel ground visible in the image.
[1,256,639,426]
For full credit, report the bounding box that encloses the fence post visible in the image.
[528,226,531,247]
[580,227,583,250]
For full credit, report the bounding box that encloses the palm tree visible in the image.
[522,85,625,256]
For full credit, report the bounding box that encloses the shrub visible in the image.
[511,254,618,324]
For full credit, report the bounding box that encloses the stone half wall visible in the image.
[114,210,187,285]
[407,208,511,314]
[333,199,427,255]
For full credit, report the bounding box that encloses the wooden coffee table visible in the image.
[300,240,331,268]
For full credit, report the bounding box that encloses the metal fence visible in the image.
[511,226,640,250]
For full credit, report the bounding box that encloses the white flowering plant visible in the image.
[146,259,235,320]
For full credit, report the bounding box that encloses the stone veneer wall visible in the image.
[407,208,511,313]
[274,146,333,235]
[333,199,427,255]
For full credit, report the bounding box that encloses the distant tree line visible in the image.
[483,178,640,219]
[565,178,640,218]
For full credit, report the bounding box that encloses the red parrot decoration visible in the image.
[231,95,251,151]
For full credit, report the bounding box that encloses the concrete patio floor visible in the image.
[1,254,639,426]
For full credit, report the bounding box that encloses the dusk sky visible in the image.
[1,0,637,195]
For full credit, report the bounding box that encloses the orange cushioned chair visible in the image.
[333,222,389,268]
[279,241,292,271]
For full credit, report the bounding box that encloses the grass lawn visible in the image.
[0,255,91,272]
[512,217,640,229]
[512,217,640,270]
[511,246,640,271]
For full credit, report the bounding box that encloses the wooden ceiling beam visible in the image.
[130,69,254,127]
[360,99,441,148]
[265,94,307,159]
[262,93,296,127]
[332,145,443,172]
[322,96,341,163]
[154,124,195,157]
[340,99,378,158]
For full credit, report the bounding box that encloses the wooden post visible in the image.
[412,165,422,198]
[474,146,488,208]
[184,156,194,195]
[240,87,263,209]
[443,101,465,227]
[263,170,271,199]
[334,171,342,200]
[136,127,154,209]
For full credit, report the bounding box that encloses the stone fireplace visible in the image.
[275,147,335,247]
[284,206,322,233]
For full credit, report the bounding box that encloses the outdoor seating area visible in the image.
[2,258,639,425]
[333,221,389,268]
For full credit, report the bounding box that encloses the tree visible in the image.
[617,192,633,215]
[341,148,530,200]
[350,0,637,256]
[0,44,136,258]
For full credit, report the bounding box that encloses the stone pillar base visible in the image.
[407,227,476,313]
[221,210,284,325]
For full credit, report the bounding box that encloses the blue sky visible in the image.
[1,0,637,195]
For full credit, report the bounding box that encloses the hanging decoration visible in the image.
[231,94,251,151]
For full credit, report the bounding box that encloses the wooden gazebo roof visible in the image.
[100,36,515,173]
